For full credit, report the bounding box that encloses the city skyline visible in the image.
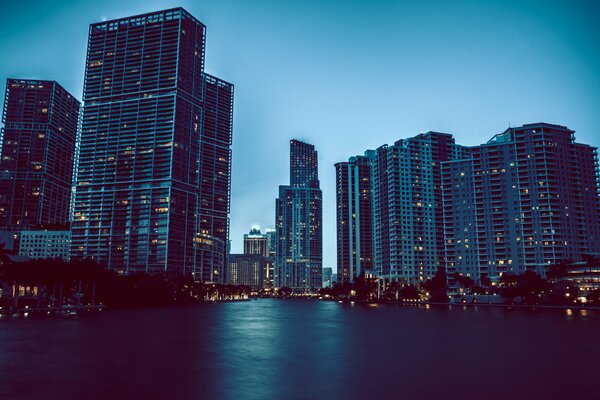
[2,0,600,271]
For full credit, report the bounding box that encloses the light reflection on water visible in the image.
[1,299,599,400]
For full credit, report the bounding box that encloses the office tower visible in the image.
[0,79,80,235]
[442,123,600,290]
[371,132,466,284]
[243,226,268,256]
[275,140,322,289]
[71,8,233,280]
[335,152,374,284]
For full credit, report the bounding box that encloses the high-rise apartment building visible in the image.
[71,8,233,280]
[275,140,322,289]
[442,123,600,290]
[0,79,80,234]
[334,152,374,284]
[370,132,466,284]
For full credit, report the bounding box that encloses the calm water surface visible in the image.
[1,299,598,399]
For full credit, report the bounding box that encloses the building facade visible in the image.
[335,153,374,284]
[442,123,600,290]
[0,79,80,235]
[19,230,71,260]
[70,8,233,280]
[275,140,323,289]
[228,254,264,290]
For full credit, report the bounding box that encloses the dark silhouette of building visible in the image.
[0,79,80,236]
[335,153,374,284]
[70,8,233,280]
[275,140,322,289]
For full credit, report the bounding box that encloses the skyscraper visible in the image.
[243,226,268,256]
[335,152,374,284]
[0,79,80,233]
[275,140,322,289]
[442,123,600,290]
[71,8,233,280]
[370,132,466,284]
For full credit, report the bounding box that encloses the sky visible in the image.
[1,0,599,271]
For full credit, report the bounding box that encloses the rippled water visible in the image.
[1,300,598,399]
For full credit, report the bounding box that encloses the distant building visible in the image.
[243,227,268,256]
[335,152,374,284]
[228,254,264,290]
[241,226,273,289]
[275,140,323,290]
[265,228,276,257]
[322,267,333,288]
[0,79,80,237]
[442,123,600,290]
[331,273,338,286]
[19,230,71,260]
[70,8,233,280]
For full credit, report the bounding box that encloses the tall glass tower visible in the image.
[0,79,80,233]
[71,8,233,280]
[275,140,322,289]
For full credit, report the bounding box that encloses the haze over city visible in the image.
[1,0,599,270]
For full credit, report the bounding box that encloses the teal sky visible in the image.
[1,0,599,271]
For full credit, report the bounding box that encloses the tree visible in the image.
[546,260,570,282]
[398,284,420,300]
[500,271,549,305]
[423,266,448,302]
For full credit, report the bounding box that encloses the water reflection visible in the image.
[1,300,599,400]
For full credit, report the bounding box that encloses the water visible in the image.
[1,300,598,399]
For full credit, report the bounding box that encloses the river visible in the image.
[1,299,598,399]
